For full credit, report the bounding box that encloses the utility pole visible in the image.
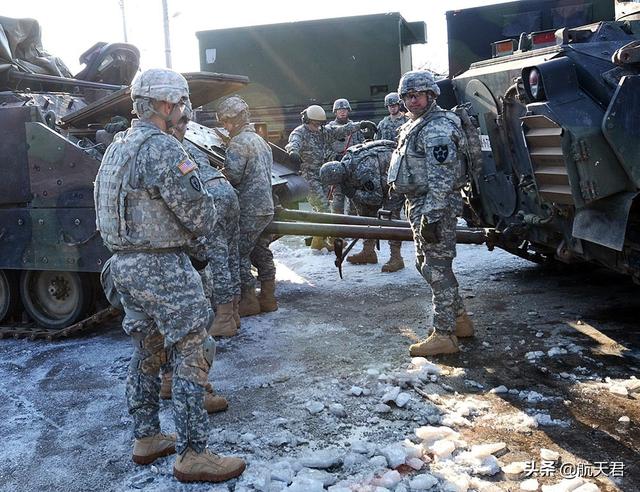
[162,0,172,68]
[119,0,128,42]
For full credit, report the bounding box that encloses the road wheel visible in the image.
[0,270,19,322]
[20,270,92,329]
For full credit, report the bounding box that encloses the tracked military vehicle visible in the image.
[440,0,640,282]
[0,17,310,332]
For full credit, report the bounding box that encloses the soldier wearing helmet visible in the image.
[376,92,408,142]
[320,140,405,273]
[216,95,277,317]
[94,68,245,483]
[286,104,376,250]
[326,98,365,215]
[169,115,241,340]
[388,69,474,357]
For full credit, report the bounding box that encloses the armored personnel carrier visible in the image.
[0,17,308,332]
[441,0,640,282]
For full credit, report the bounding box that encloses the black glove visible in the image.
[189,256,208,271]
[420,216,441,244]
[359,120,377,133]
[289,151,302,165]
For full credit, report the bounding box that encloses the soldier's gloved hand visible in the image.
[288,151,302,165]
[420,216,441,244]
[104,116,129,134]
[359,121,377,134]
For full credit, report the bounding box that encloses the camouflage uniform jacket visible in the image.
[326,118,365,159]
[395,105,465,223]
[95,119,215,251]
[376,113,408,142]
[339,141,395,209]
[285,121,360,170]
[223,123,274,217]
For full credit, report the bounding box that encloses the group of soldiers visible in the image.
[285,71,475,357]
[94,68,276,483]
[93,66,475,485]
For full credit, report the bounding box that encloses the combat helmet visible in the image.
[217,95,250,122]
[332,98,352,112]
[398,70,440,98]
[301,105,327,123]
[131,68,189,104]
[384,92,401,107]
[319,161,346,186]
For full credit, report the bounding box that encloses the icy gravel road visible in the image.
[1,238,639,492]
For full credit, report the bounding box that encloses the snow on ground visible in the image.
[0,237,638,491]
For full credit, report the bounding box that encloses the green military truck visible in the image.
[196,13,426,145]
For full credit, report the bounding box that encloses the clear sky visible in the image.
[3,0,513,76]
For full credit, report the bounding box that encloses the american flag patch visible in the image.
[177,159,197,175]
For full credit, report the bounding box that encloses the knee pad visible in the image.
[129,331,167,376]
[173,330,216,387]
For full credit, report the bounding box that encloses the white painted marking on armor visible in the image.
[480,135,492,152]
[205,48,217,64]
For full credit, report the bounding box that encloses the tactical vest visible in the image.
[388,108,462,194]
[95,125,193,252]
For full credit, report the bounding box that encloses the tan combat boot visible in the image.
[238,287,261,317]
[381,244,405,273]
[160,376,227,414]
[232,295,241,329]
[258,279,278,312]
[173,448,246,483]
[455,311,475,338]
[310,236,326,250]
[210,302,237,337]
[133,433,176,465]
[409,332,459,357]
[347,240,378,264]
[324,237,335,252]
[204,383,228,413]
[160,372,172,400]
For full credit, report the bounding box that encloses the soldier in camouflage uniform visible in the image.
[320,140,405,273]
[376,92,408,142]
[171,116,241,337]
[217,95,277,317]
[285,104,375,250]
[388,70,475,357]
[326,98,365,215]
[94,68,245,483]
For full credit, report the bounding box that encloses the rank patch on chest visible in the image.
[177,159,197,175]
[433,145,449,163]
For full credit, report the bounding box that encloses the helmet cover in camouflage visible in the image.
[217,95,250,120]
[384,92,401,107]
[332,98,352,112]
[302,104,327,122]
[130,68,190,104]
[319,160,346,186]
[397,70,440,98]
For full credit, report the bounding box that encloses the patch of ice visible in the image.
[490,385,508,394]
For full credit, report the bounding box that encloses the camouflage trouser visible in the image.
[356,191,405,250]
[201,180,241,305]
[238,214,275,290]
[405,195,463,335]
[111,251,213,454]
[301,164,330,212]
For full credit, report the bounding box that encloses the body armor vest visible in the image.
[95,125,193,252]
[388,108,461,194]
